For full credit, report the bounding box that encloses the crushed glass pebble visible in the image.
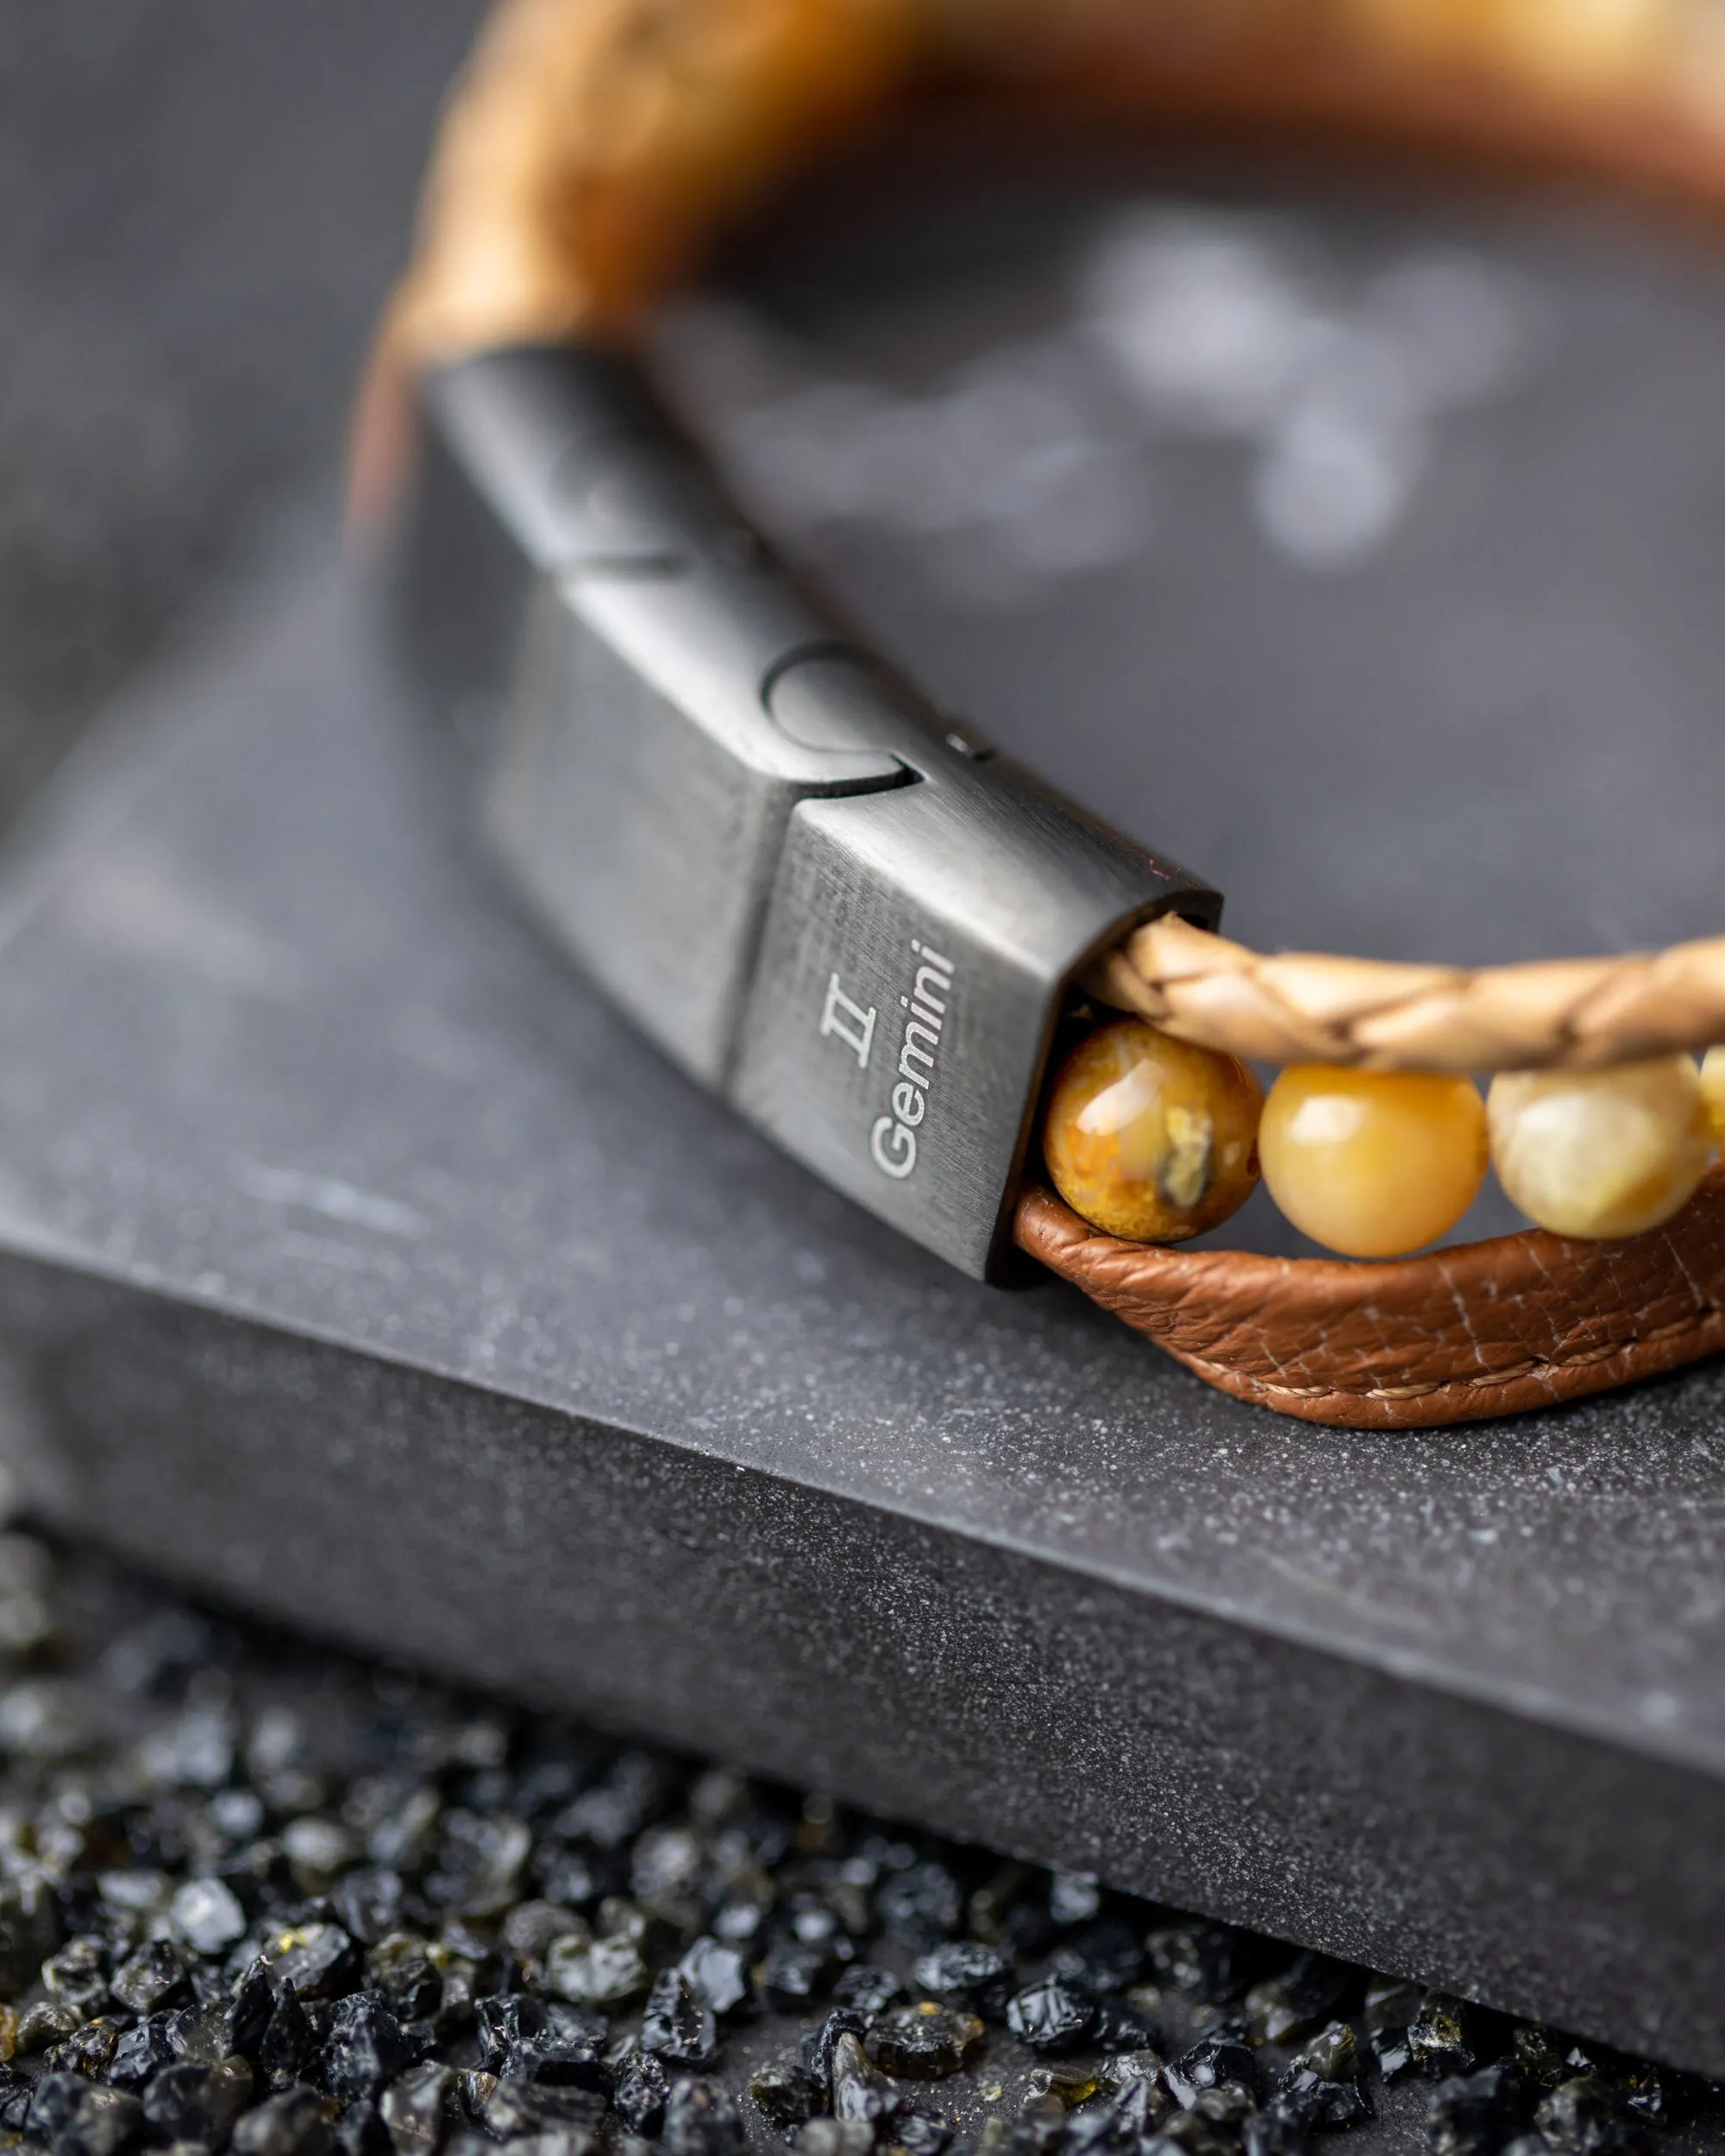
[1245,1957,1356,2047]
[864,2003,985,2080]
[42,2019,119,2080]
[169,1877,248,1958]
[28,2070,144,2156]
[830,2031,903,2128]
[140,2054,254,2144]
[610,2043,668,2135]
[379,2058,456,2151]
[1425,2062,1530,2156]
[1163,2035,1260,2110]
[1025,2066,1100,2109]
[1088,1997,1162,2057]
[912,1945,1012,2017]
[475,1994,607,2085]
[832,1965,907,2021]
[1047,1922,1144,2001]
[675,1936,749,2017]
[759,1943,835,2013]
[895,2109,954,2156]
[254,1982,317,2091]
[876,1867,963,1953]
[1144,1926,1250,2006]
[798,2121,875,2156]
[546,1934,649,2008]
[229,2084,334,2156]
[1534,2072,1649,2156]
[662,2078,744,2156]
[317,1993,415,2104]
[638,1974,716,2069]
[749,2054,822,2128]
[1005,1983,1095,2056]
[480,2074,606,2140]
[109,1940,191,2016]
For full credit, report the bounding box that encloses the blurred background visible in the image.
[0,2,484,825]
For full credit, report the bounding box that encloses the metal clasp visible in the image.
[392,347,1220,1281]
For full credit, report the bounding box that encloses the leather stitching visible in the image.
[1178,1315,1722,1407]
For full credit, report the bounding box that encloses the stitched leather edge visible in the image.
[1014,1169,1725,1430]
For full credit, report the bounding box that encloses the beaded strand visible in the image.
[1043,1023,1725,1258]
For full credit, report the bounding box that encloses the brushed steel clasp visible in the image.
[740,653,1220,1276]
[391,345,1220,1281]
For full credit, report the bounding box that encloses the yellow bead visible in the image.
[1488,1056,1710,1239]
[1044,1020,1262,1244]
[1259,1065,1488,1258]
[1701,1047,1725,1150]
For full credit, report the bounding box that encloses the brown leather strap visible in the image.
[1017,1168,1725,1429]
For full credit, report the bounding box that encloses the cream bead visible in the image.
[1044,1020,1263,1244]
[1259,1066,1489,1258]
[1702,1046,1725,1150]
[1488,1056,1710,1239]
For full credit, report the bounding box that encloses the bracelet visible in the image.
[367,0,1725,1430]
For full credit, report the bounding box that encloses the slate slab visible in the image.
[0,552,1722,2071]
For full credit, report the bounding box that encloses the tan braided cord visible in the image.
[1087,918,1725,1074]
[385,0,1725,365]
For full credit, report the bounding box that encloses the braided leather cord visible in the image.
[1090,917,1725,1074]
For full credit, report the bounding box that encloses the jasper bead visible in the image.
[1701,1047,1725,1150]
[1044,1020,1262,1244]
[1259,1066,1488,1258]
[1488,1056,1709,1239]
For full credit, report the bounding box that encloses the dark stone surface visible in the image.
[2,552,1725,2073]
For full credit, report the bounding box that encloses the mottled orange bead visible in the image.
[1700,1047,1725,1152]
[1260,1065,1488,1257]
[1044,1020,1263,1244]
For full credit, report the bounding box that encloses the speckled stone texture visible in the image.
[4,552,1725,2076]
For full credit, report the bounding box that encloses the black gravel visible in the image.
[0,1533,1719,2156]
